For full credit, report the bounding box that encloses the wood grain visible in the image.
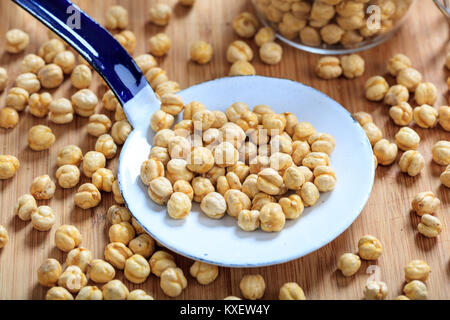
[0,0,449,300]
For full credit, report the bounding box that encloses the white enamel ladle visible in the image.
[15,0,375,267]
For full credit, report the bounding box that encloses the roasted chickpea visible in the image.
[298,181,319,207]
[373,139,398,166]
[160,93,184,116]
[229,60,256,76]
[149,3,172,26]
[72,89,98,117]
[54,225,82,252]
[257,168,284,195]
[149,251,176,277]
[76,286,103,300]
[55,165,80,189]
[432,141,450,165]
[415,82,437,106]
[397,67,422,92]
[187,147,214,174]
[49,98,74,124]
[105,5,129,29]
[114,30,136,54]
[364,281,388,300]
[0,107,19,129]
[104,242,132,270]
[6,87,29,111]
[149,33,171,57]
[30,174,55,200]
[236,209,259,231]
[365,76,389,101]
[302,152,330,169]
[160,267,188,297]
[111,120,132,145]
[145,67,169,89]
[29,92,52,118]
[54,50,76,74]
[293,122,316,141]
[358,235,383,260]
[399,151,425,177]
[279,194,304,220]
[57,145,83,167]
[340,54,364,79]
[308,133,336,155]
[112,180,124,204]
[102,280,129,300]
[405,260,431,282]
[389,102,413,126]
[45,287,74,300]
[395,127,420,151]
[190,40,213,64]
[384,84,409,106]
[233,12,259,38]
[279,282,306,300]
[241,174,259,199]
[38,258,62,287]
[190,261,219,285]
[441,165,450,188]
[14,194,37,221]
[127,289,154,300]
[260,203,285,232]
[240,274,265,300]
[167,192,192,219]
[74,183,102,209]
[5,29,29,53]
[134,54,157,74]
[15,72,41,94]
[66,247,93,272]
[57,265,88,293]
[262,113,286,136]
[315,56,342,79]
[412,191,440,216]
[38,64,64,89]
[31,206,56,231]
[291,141,310,166]
[192,110,216,131]
[0,225,8,249]
[260,42,283,65]
[109,222,135,245]
[87,114,112,137]
[71,65,92,89]
[337,253,361,277]
[353,111,373,127]
[91,168,114,192]
[387,53,411,76]
[81,151,105,178]
[87,259,115,284]
[255,27,276,47]
[418,214,442,238]
[403,280,428,300]
[148,177,173,205]
[129,234,155,258]
[166,159,194,183]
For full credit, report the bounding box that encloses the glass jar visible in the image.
[253,0,415,54]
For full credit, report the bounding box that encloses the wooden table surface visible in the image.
[0,0,449,300]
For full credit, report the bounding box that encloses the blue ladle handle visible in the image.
[12,0,158,111]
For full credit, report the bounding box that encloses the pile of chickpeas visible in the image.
[0,1,312,301]
[254,0,414,49]
[142,98,337,232]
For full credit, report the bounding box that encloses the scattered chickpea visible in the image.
[149,3,172,26]
[0,107,19,129]
[337,253,361,277]
[114,30,136,54]
[145,67,169,89]
[358,235,383,260]
[229,60,256,76]
[190,261,219,285]
[418,214,442,238]
[5,29,29,53]
[160,267,188,297]
[279,282,306,300]
[45,287,74,300]
[54,50,76,74]
[6,87,29,111]
[150,251,176,277]
[134,54,157,74]
[102,280,129,300]
[259,42,283,65]
[240,274,265,300]
[415,82,437,106]
[66,247,93,272]
[29,92,52,118]
[92,168,115,192]
[365,76,389,101]
[441,165,450,188]
[384,84,409,106]
[49,98,74,124]
[112,179,125,204]
[156,80,180,98]
[340,54,364,79]
[190,40,213,64]
[56,145,83,167]
[55,225,82,252]
[88,259,115,284]
[387,53,411,76]
[412,191,440,216]
[397,67,422,92]
[21,54,45,74]
[82,151,106,178]
[96,134,117,159]
[104,242,132,270]
[395,127,420,151]
[129,234,155,258]
[405,260,431,282]
[403,280,428,300]
[74,183,102,209]
[316,56,342,80]
[438,106,450,131]
[399,151,425,177]
[0,225,8,249]
[373,139,398,166]
[72,89,98,117]
[105,5,128,29]
[149,33,171,57]
[38,64,64,89]
[233,12,259,38]
[14,194,37,221]
[31,206,56,231]
[71,65,92,89]
[75,286,103,300]
[364,281,388,300]
[432,141,450,166]
[0,67,7,92]
[127,289,154,300]
[15,72,41,94]
[389,102,413,126]
[255,27,275,47]
[413,104,438,129]
[38,258,62,287]
[30,174,56,200]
